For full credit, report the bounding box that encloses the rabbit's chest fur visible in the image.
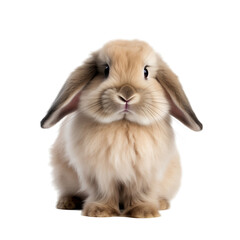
[65,114,174,189]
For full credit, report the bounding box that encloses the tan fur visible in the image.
[82,202,120,217]
[42,40,202,218]
[159,199,170,210]
[123,203,160,218]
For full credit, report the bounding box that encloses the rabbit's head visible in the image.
[41,40,202,131]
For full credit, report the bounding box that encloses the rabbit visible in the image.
[41,40,202,218]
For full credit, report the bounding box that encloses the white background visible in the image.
[0,0,240,239]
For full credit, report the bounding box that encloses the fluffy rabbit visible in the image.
[41,40,202,218]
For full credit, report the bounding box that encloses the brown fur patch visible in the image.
[123,203,160,218]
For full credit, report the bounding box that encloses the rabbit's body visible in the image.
[42,40,202,217]
[52,114,181,217]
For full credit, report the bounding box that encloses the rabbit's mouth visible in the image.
[122,109,132,115]
[120,101,134,114]
[119,108,131,115]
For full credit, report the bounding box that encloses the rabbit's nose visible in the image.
[118,85,136,102]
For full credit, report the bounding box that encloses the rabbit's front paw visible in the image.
[82,203,120,217]
[123,203,160,218]
[57,196,84,210]
[159,199,170,210]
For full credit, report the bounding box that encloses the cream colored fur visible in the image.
[42,40,202,218]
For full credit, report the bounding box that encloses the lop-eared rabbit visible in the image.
[41,40,202,218]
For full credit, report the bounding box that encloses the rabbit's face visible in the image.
[80,40,169,125]
[41,40,202,131]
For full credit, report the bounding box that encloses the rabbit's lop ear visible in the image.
[157,61,203,131]
[41,55,98,128]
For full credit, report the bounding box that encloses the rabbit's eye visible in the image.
[104,65,110,78]
[144,66,148,79]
